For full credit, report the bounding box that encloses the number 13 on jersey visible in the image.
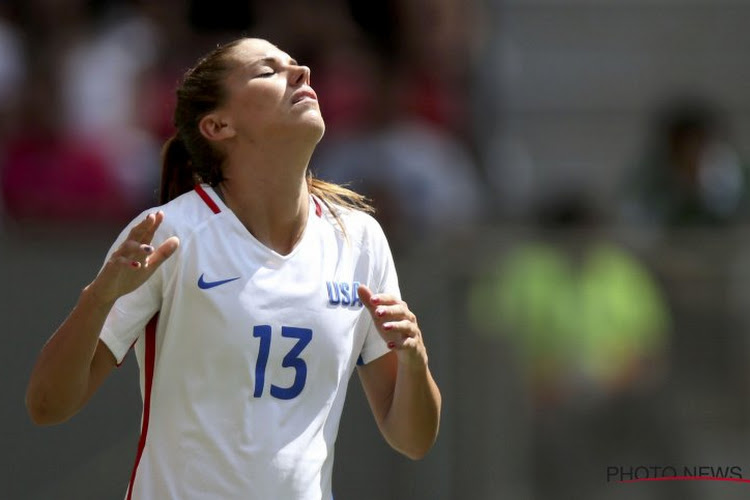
[252,325,313,400]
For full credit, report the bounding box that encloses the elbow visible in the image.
[395,429,439,461]
[404,409,441,461]
[403,449,429,461]
[26,395,54,426]
[388,410,441,461]
[26,401,52,426]
[27,408,58,427]
[384,430,436,460]
[399,439,436,461]
[25,388,70,426]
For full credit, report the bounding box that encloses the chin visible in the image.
[273,113,325,145]
[300,115,326,144]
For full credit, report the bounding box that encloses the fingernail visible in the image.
[376,308,385,317]
[142,245,154,254]
[130,261,140,268]
[387,341,395,349]
[383,323,393,331]
[371,297,380,304]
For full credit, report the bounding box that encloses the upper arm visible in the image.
[357,351,398,427]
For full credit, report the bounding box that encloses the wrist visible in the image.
[396,349,429,373]
[81,282,118,312]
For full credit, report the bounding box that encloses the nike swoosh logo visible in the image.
[198,273,241,290]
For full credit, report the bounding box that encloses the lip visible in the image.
[292,88,318,105]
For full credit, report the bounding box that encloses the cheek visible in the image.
[233,86,286,126]
[239,92,275,115]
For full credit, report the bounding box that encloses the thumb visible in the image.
[147,236,180,269]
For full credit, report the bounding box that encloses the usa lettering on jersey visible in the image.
[326,281,363,307]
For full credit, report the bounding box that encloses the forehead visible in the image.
[231,38,292,65]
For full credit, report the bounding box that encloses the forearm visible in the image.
[381,360,441,460]
[26,213,177,425]
[26,285,114,424]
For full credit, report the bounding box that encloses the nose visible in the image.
[291,64,311,86]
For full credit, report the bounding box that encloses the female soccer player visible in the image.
[25,37,441,499]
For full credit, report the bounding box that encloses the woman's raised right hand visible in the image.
[87,211,180,305]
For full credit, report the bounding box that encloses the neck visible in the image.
[219,140,314,255]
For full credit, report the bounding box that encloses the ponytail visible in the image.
[159,134,196,204]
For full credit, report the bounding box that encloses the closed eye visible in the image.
[257,71,275,78]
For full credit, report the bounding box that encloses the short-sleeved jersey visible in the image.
[99,184,397,500]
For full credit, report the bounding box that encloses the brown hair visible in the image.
[159,38,373,226]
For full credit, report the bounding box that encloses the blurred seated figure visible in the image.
[468,195,681,499]
[1,65,130,225]
[621,98,750,227]
[60,4,167,212]
[469,195,671,405]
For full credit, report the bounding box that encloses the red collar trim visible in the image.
[195,184,321,218]
[312,197,322,217]
[194,184,221,214]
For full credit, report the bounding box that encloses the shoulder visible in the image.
[125,187,223,245]
[160,187,220,226]
[316,199,390,254]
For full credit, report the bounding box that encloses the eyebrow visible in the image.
[254,56,299,67]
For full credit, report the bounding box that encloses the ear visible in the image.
[198,112,236,142]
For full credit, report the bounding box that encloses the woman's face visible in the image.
[220,38,325,144]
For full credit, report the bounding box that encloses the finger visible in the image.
[140,211,165,244]
[125,212,156,244]
[358,284,386,316]
[134,244,155,266]
[357,284,401,307]
[370,293,400,306]
[113,240,153,258]
[113,246,152,268]
[145,236,180,269]
[386,332,421,351]
[113,255,144,269]
[111,245,154,272]
[382,319,418,338]
[374,303,415,323]
[398,336,422,351]
[357,284,375,312]
[112,239,141,257]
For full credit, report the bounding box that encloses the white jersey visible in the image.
[99,184,397,500]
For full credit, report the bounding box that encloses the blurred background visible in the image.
[3,0,750,498]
